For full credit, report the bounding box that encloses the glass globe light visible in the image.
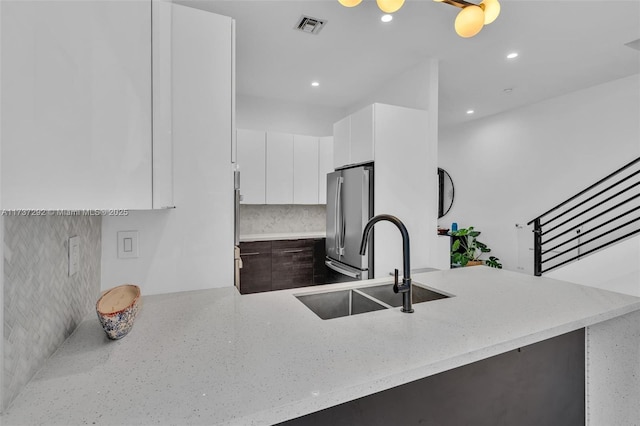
[376,0,405,14]
[338,0,363,7]
[454,5,485,38]
[480,0,501,25]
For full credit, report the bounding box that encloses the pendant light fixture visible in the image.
[376,0,405,14]
[454,4,484,38]
[338,0,405,14]
[480,0,501,25]
[338,0,363,7]
[437,0,501,38]
[337,0,501,38]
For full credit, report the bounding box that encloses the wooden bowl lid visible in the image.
[97,284,140,315]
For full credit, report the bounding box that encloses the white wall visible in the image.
[546,234,640,297]
[347,58,434,113]
[439,74,640,272]
[237,94,345,136]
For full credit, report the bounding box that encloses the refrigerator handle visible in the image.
[334,176,340,254]
[337,176,345,256]
[325,260,361,279]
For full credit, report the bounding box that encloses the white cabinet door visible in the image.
[333,116,351,169]
[1,0,152,209]
[152,0,174,209]
[171,3,234,286]
[293,135,319,204]
[266,132,294,204]
[318,136,333,204]
[236,129,266,204]
[350,104,374,165]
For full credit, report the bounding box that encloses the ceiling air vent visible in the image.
[295,15,327,35]
[624,39,640,52]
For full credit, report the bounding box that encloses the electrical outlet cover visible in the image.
[68,236,80,276]
[118,231,139,259]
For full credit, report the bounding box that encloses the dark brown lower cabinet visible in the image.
[239,238,321,294]
[313,239,327,285]
[238,241,272,294]
[272,240,314,290]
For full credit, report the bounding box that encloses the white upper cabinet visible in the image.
[1,0,153,209]
[266,132,294,204]
[333,116,351,170]
[318,136,334,204]
[349,104,375,166]
[332,104,375,170]
[293,135,319,204]
[237,129,266,204]
[237,129,328,205]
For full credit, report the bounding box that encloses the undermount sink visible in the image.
[296,282,451,320]
[295,289,387,320]
[357,283,449,308]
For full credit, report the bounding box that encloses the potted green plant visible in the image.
[450,226,502,268]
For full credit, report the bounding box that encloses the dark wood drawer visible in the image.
[239,241,272,254]
[272,240,314,290]
[271,239,315,251]
[239,241,272,294]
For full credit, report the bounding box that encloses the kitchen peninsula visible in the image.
[2,267,639,425]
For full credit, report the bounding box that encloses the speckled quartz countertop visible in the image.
[239,231,325,242]
[3,267,640,425]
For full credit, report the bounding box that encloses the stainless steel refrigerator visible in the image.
[326,164,374,280]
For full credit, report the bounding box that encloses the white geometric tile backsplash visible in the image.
[239,204,326,235]
[3,215,101,410]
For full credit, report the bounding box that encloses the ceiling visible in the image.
[177,0,640,127]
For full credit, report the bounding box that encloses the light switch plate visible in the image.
[68,236,80,276]
[117,231,139,259]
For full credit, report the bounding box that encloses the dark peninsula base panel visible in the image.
[280,329,585,426]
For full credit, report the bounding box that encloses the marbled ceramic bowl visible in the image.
[96,284,141,340]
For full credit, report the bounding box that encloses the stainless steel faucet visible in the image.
[359,214,413,313]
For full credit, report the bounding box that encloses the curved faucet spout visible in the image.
[359,214,413,313]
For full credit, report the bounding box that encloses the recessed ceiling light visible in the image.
[381,14,393,23]
[311,81,320,87]
[466,109,475,115]
[506,52,519,59]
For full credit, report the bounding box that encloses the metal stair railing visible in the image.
[528,157,640,276]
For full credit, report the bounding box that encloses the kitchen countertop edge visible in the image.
[239,232,326,242]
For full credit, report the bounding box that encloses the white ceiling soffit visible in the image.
[176,1,640,127]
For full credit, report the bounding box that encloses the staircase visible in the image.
[528,157,640,276]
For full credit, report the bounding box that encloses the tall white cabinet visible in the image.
[332,103,438,277]
[1,0,155,209]
[101,3,236,295]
